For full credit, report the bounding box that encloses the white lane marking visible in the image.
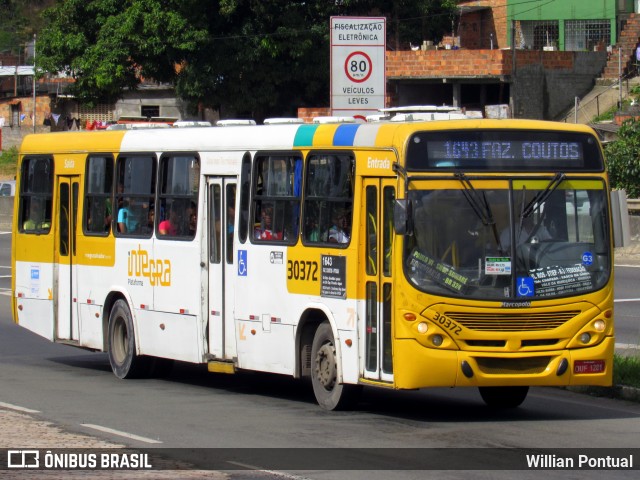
[226,462,314,480]
[0,401,41,413]
[80,424,163,444]
[614,298,640,302]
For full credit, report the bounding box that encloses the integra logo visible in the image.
[502,301,531,308]
[127,245,171,286]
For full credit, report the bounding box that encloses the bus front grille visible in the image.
[475,356,552,375]
[445,311,580,332]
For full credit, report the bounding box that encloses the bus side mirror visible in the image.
[611,189,631,248]
[394,199,412,235]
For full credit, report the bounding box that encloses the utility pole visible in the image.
[511,20,516,118]
[619,46,623,110]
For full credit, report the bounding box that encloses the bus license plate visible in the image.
[574,360,605,374]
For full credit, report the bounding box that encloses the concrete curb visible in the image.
[0,408,225,478]
[565,385,640,402]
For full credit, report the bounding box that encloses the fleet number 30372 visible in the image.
[287,260,319,281]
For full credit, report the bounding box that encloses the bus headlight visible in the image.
[593,319,606,332]
[579,332,591,344]
[417,322,428,334]
[432,334,444,347]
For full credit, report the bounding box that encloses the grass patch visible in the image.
[614,354,640,389]
[0,147,18,179]
[566,354,640,401]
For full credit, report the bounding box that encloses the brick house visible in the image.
[301,1,639,122]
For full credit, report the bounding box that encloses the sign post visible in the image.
[331,17,386,121]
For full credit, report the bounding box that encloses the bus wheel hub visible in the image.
[315,344,337,389]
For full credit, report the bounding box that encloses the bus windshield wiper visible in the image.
[454,173,502,250]
[520,173,566,218]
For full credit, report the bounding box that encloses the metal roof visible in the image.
[0,66,35,77]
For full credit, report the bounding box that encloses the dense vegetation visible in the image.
[33,0,456,120]
[0,0,55,57]
[605,118,640,198]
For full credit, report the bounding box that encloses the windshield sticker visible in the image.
[408,248,470,294]
[485,257,511,275]
[517,277,534,297]
[581,252,593,266]
[529,264,593,297]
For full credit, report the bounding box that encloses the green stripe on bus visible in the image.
[293,124,319,147]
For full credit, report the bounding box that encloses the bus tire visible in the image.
[108,299,148,379]
[479,386,529,409]
[311,322,361,410]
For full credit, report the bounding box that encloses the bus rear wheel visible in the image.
[311,322,361,410]
[479,386,529,408]
[108,299,149,379]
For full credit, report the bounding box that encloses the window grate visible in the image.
[565,20,611,52]
[516,20,559,50]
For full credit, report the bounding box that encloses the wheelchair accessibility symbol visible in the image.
[517,277,534,297]
[238,250,247,276]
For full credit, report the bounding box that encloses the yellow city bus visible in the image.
[11,119,628,410]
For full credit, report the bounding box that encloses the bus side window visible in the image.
[19,156,53,234]
[239,153,251,244]
[157,154,200,239]
[84,155,114,235]
[252,153,301,244]
[226,184,236,263]
[115,155,156,237]
[303,153,354,246]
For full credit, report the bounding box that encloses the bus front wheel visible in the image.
[479,386,529,408]
[108,299,148,379]
[311,322,361,410]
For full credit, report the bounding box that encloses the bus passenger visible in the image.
[146,207,155,233]
[326,208,350,244]
[159,207,179,236]
[23,198,50,231]
[188,201,197,236]
[104,198,112,232]
[117,201,140,233]
[255,206,282,240]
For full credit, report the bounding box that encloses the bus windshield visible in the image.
[403,178,610,300]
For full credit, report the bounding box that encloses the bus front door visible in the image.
[55,176,80,342]
[362,179,395,383]
[207,177,237,360]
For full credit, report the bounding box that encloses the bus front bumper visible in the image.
[393,336,614,390]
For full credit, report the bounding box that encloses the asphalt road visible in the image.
[1,231,639,479]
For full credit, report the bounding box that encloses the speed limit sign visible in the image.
[344,51,373,83]
[331,16,386,118]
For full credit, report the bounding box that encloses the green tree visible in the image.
[36,0,456,118]
[37,0,209,106]
[605,119,640,198]
[0,0,55,56]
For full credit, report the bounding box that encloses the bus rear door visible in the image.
[207,177,237,360]
[55,176,80,342]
